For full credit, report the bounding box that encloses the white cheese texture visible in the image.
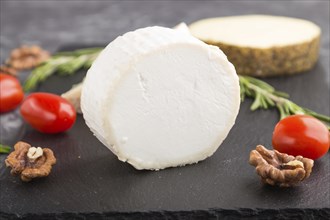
[81,26,240,170]
[189,15,321,48]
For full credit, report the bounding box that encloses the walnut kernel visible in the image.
[27,147,43,162]
[6,45,50,70]
[0,65,18,76]
[5,141,56,182]
[249,145,314,187]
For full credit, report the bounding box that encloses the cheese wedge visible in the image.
[189,15,321,76]
[81,26,240,170]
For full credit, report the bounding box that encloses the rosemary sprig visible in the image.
[0,144,11,154]
[23,47,102,92]
[239,75,330,130]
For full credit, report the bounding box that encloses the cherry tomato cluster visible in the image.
[0,73,76,133]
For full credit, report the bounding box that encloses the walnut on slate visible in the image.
[249,145,314,187]
[5,141,56,182]
[6,45,50,70]
[0,65,18,76]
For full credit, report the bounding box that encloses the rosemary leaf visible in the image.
[54,47,103,57]
[239,75,330,130]
[23,48,102,92]
[250,92,261,111]
[0,144,11,154]
[57,55,88,75]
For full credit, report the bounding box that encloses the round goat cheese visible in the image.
[189,15,321,76]
[81,26,240,170]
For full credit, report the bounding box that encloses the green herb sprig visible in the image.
[239,75,330,130]
[23,47,102,92]
[0,144,11,154]
[23,47,330,129]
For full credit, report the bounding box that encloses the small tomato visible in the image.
[20,92,76,133]
[0,73,24,113]
[272,115,329,160]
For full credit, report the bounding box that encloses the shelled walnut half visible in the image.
[5,141,56,182]
[6,45,50,70]
[0,65,18,76]
[249,145,314,187]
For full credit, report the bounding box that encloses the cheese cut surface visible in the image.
[81,26,240,170]
[189,15,320,77]
[189,15,321,48]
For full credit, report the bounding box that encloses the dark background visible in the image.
[0,0,329,219]
[1,0,329,72]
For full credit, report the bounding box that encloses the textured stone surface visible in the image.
[1,209,330,220]
[0,1,329,219]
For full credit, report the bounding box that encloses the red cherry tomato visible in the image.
[272,115,329,160]
[20,92,76,133]
[0,73,24,113]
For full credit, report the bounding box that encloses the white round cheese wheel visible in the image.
[81,26,240,170]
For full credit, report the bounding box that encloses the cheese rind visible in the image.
[81,26,240,170]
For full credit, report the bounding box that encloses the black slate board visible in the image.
[0,43,329,219]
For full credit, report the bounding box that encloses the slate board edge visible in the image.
[1,208,330,220]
